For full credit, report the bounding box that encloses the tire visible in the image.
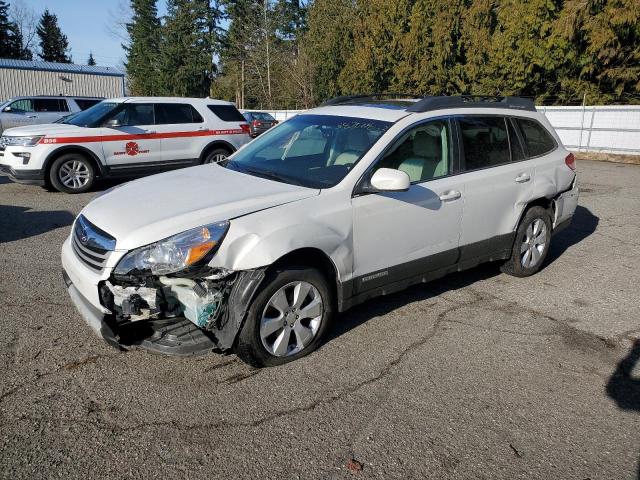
[501,206,552,277]
[202,147,231,164]
[235,266,334,367]
[49,153,96,194]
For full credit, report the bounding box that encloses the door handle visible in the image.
[439,190,462,202]
[515,173,531,183]
[26,115,37,118]
[145,130,157,134]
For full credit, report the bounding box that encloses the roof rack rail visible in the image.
[320,93,422,107]
[406,95,536,113]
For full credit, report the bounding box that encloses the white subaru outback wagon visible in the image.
[0,97,251,193]
[61,95,579,366]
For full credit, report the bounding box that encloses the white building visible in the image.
[0,58,125,100]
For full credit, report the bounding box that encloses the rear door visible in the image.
[456,115,536,263]
[101,103,162,166]
[156,103,207,163]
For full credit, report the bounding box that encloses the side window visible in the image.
[9,99,34,112]
[74,99,101,110]
[375,119,451,183]
[516,118,556,157]
[459,116,510,170]
[507,118,525,161]
[208,104,246,122]
[34,98,66,112]
[156,103,203,124]
[108,104,154,126]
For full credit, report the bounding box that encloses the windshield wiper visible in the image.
[244,167,291,183]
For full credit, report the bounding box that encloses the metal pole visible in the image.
[586,106,596,152]
[579,93,586,152]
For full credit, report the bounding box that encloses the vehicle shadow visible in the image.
[545,205,599,266]
[326,262,501,343]
[605,340,640,479]
[0,205,75,243]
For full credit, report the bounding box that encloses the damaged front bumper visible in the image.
[62,265,265,356]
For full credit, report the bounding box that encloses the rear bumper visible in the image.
[0,164,45,185]
[553,176,579,228]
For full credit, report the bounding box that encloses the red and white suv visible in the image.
[0,97,251,193]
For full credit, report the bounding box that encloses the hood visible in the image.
[82,164,320,250]
[2,123,91,137]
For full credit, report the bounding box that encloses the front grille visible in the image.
[72,215,116,272]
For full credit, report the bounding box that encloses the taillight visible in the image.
[253,120,262,127]
[240,123,250,134]
[565,152,576,171]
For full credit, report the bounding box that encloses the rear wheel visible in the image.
[501,206,552,277]
[235,266,334,367]
[202,147,231,164]
[49,153,96,193]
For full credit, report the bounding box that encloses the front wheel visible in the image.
[49,153,96,193]
[501,206,552,277]
[235,267,334,367]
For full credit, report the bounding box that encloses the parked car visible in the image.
[0,97,251,193]
[0,95,102,134]
[242,111,278,137]
[61,95,579,366]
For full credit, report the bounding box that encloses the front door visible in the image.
[352,118,464,294]
[101,103,162,166]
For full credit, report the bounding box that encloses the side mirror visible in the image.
[105,118,121,127]
[3,106,12,112]
[370,168,411,192]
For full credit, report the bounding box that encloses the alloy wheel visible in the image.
[259,281,323,357]
[520,218,547,268]
[58,160,90,189]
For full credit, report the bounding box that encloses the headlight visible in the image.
[114,221,229,276]
[1,135,43,147]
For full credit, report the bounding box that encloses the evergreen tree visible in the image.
[338,0,413,94]
[554,0,640,103]
[0,0,30,59]
[36,9,71,62]
[124,0,162,95]
[304,0,356,102]
[159,0,218,97]
[87,52,96,66]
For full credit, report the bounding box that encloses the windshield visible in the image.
[226,114,391,188]
[61,101,120,127]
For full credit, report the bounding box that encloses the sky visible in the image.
[15,0,167,69]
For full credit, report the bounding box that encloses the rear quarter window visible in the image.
[208,104,246,122]
[516,118,557,157]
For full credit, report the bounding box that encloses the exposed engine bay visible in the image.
[97,267,265,354]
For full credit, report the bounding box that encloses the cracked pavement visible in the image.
[1,160,639,479]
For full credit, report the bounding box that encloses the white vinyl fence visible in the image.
[244,105,640,156]
[538,106,640,155]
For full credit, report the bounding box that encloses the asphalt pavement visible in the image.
[1,160,639,479]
